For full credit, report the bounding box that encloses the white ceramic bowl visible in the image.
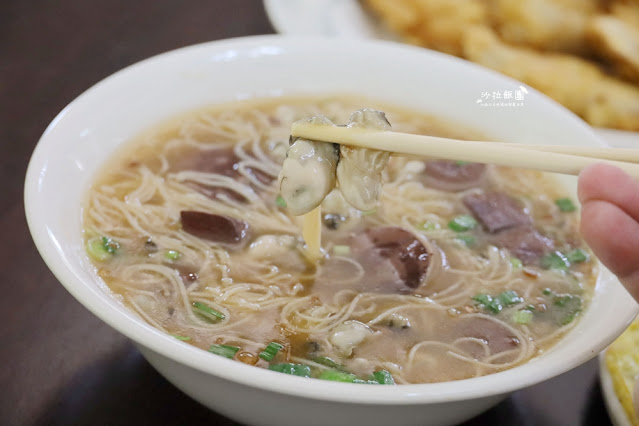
[25,35,638,426]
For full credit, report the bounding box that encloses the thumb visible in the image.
[578,163,639,302]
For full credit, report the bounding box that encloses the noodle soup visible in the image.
[83,97,596,385]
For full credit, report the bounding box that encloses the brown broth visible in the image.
[83,96,596,384]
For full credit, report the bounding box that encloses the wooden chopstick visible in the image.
[290,122,639,179]
[494,143,639,163]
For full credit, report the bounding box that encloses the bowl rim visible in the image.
[24,34,639,405]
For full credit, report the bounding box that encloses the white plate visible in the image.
[599,351,634,426]
[264,0,639,147]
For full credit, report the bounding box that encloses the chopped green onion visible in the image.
[566,248,589,264]
[455,160,470,166]
[473,291,522,314]
[541,251,570,271]
[419,222,440,232]
[171,334,191,341]
[371,370,395,385]
[165,250,181,261]
[473,293,493,306]
[510,258,522,269]
[275,195,287,208]
[555,198,576,212]
[472,294,502,314]
[361,209,377,216]
[497,290,523,307]
[268,363,311,377]
[332,245,351,256]
[448,215,477,232]
[259,342,284,361]
[553,294,580,307]
[192,301,225,323]
[552,294,583,325]
[87,239,110,262]
[312,356,344,371]
[318,370,359,383]
[456,234,476,247]
[561,313,577,325]
[208,344,240,359]
[87,236,120,261]
[102,236,120,253]
[513,310,534,324]
[542,288,553,296]
[541,249,588,271]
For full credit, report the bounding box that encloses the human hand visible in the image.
[578,163,639,302]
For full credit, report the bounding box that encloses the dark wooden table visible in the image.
[1,1,615,424]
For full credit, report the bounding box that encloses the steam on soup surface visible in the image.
[84,97,595,384]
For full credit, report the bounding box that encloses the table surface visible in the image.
[0,1,620,424]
